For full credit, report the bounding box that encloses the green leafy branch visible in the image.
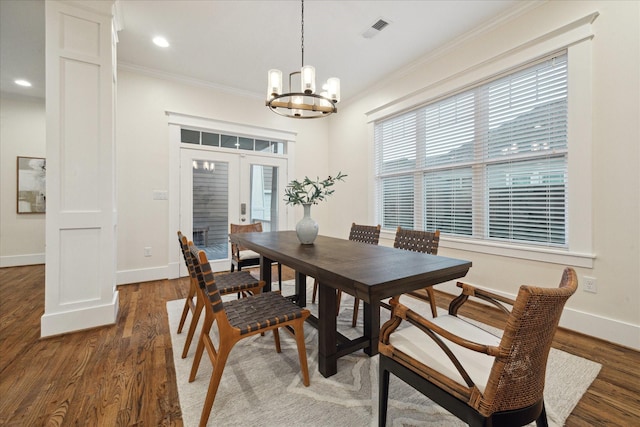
[284,172,347,206]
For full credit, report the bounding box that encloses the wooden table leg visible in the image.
[318,281,338,377]
[295,271,307,307]
[260,255,273,292]
[363,300,381,356]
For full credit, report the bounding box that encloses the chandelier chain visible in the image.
[301,0,304,67]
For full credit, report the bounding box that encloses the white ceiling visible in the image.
[1,0,523,102]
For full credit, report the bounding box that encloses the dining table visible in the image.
[229,230,472,377]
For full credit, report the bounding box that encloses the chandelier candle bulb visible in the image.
[293,95,303,117]
[301,65,316,93]
[327,77,341,102]
[268,69,282,98]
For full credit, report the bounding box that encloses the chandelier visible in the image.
[266,0,340,119]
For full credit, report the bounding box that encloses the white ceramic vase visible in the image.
[296,203,319,244]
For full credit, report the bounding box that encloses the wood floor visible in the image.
[0,264,638,426]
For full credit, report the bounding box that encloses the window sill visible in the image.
[440,236,595,268]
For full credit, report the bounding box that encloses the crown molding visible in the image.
[117,62,263,101]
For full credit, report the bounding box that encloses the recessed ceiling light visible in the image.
[15,79,32,87]
[153,36,170,48]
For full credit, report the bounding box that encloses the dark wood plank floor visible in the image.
[0,264,638,425]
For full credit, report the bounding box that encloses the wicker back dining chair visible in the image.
[348,222,383,244]
[311,223,381,327]
[394,226,441,317]
[176,231,264,358]
[188,243,311,427]
[378,267,578,427]
[230,222,282,290]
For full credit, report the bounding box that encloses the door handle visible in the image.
[241,203,247,215]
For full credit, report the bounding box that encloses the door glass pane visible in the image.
[220,134,238,149]
[255,139,270,152]
[238,137,254,151]
[181,129,200,144]
[193,159,228,260]
[273,141,285,154]
[202,132,219,147]
[250,164,278,231]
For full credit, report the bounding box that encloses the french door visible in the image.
[180,148,288,273]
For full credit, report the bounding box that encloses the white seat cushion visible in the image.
[238,249,260,261]
[388,314,501,393]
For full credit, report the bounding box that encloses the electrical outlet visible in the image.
[583,276,597,293]
[144,247,152,257]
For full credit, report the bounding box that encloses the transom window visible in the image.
[375,52,568,248]
[181,128,285,155]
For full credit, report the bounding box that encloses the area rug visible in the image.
[167,279,601,427]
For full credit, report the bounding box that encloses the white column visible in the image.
[42,0,119,337]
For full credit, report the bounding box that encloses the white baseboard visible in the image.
[40,291,119,337]
[559,308,640,351]
[0,253,45,268]
[116,265,169,285]
[167,261,181,280]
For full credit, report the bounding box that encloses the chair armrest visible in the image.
[393,302,505,357]
[448,282,515,316]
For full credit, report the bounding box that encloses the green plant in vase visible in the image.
[284,172,347,206]
[284,172,347,244]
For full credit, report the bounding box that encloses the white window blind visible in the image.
[375,52,568,247]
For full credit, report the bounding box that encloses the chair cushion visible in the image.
[238,249,260,261]
[388,315,501,393]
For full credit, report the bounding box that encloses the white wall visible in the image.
[115,70,331,279]
[328,0,640,349]
[0,94,46,267]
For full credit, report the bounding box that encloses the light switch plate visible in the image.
[153,190,168,200]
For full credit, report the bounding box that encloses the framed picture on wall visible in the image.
[17,156,46,214]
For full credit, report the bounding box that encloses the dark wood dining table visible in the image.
[229,230,472,377]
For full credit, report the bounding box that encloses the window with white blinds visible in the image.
[375,52,568,247]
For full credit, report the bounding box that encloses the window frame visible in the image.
[367,13,598,268]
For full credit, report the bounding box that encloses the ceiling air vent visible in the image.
[362,18,390,39]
